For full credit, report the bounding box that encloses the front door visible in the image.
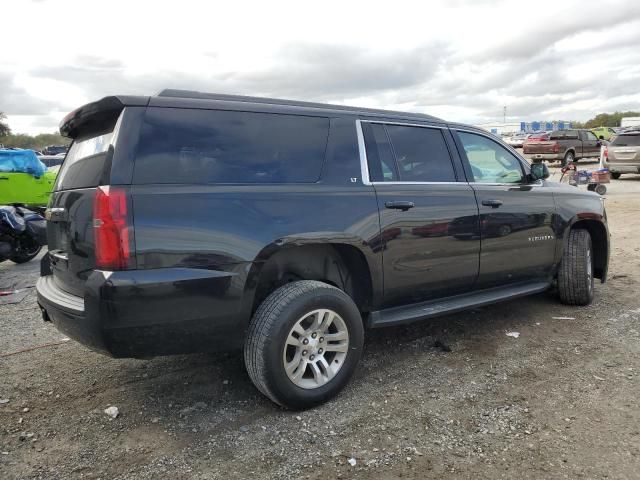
[453,129,557,288]
[360,120,480,308]
[581,130,601,158]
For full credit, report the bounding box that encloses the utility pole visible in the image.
[503,105,507,124]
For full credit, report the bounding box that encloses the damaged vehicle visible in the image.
[37,91,609,409]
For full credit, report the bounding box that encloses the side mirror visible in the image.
[530,162,550,181]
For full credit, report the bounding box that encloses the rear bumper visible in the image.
[37,265,251,358]
[603,162,640,173]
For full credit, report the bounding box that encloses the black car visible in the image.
[37,91,610,409]
[41,145,68,156]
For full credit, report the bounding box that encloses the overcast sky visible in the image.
[3,0,640,134]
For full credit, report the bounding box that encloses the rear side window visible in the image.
[134,108,329,184]
[55,131,114,191]
[385,125,456,182]
[611,134,640,146]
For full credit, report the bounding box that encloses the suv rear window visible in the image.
[55,130,114,191]
[611,134,640,146]
[133,108,330,184]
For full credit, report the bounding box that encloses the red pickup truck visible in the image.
[523,129,601,166]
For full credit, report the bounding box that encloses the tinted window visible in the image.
[458,131,524,184]
[55,131,113,191]
[134,108,329,184]
[550,130,578,140]
[362,123,397,182]
[611,134,640,146]
[385,125,456,182]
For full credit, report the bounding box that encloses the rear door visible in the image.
[609,133,640,164]
[360,120,480,308]
[452,129,557,288]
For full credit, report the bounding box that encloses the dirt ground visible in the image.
[1,162,639,480]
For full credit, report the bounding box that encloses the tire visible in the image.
[10,245,41,264]
[595,184,607,195]
[611,172,621,180]
[562,151,575,167]
[244,280,364,409]
[558,229,594,306]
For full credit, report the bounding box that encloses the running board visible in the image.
[368,281,551,328]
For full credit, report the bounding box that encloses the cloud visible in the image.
[4,0,640,134]
[0,73,58,115]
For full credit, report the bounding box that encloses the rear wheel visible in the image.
[595,184,607,195]
[244,280,364,409]
[558,229,594,306]
[611,172,621,180]
[562,151,575,167]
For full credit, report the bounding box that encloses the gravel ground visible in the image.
[1,163,639,479]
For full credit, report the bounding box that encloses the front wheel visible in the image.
[10,240,41,264]
[611,172,621,180]
[558,229,594,305]
[244,280,364,409]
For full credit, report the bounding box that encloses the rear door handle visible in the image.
[481,199,503,208]
[385,201,415,211]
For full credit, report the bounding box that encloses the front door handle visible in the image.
[482,199,503,208]
[385,201,415,211]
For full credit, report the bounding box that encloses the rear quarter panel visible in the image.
[130,117,383,324]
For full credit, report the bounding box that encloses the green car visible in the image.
[0,149,57,207]
[590,126,617,141]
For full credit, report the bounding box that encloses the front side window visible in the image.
[584,131,598,141]
[384,125,456,182]
[134,108,329,184]
[458,131,524,184]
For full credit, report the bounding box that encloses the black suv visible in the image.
[37,91,609,409]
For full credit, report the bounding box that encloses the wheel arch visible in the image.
[564,218,609,282]
[242,241,379,325]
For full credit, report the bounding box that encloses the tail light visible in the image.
[93,186,132,270]
[603,146,608,160]
[552,142,560,153]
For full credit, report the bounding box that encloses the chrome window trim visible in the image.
[355,119,372,185]
[356,119,458,186]
[362,119,448,130]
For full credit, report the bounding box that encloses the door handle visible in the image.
[481,199,503,208]
[385,201,415,211]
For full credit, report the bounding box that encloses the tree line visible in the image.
[572,111,640,129]
[0,111,70,150]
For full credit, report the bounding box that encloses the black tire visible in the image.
[558,229,594,306]
[595,184,607,195]
[562,151,575,167]
[10,245,41,264]
[244,280,364,409]
[611,172,621,180]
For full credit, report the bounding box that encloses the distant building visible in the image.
[476,120,573,136]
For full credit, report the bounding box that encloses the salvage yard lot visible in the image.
[1,163,639,480]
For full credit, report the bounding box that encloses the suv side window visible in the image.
[385,125,456,182]
[134,108,329,184]
[457,131,524,184]
[362,123,397,182]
